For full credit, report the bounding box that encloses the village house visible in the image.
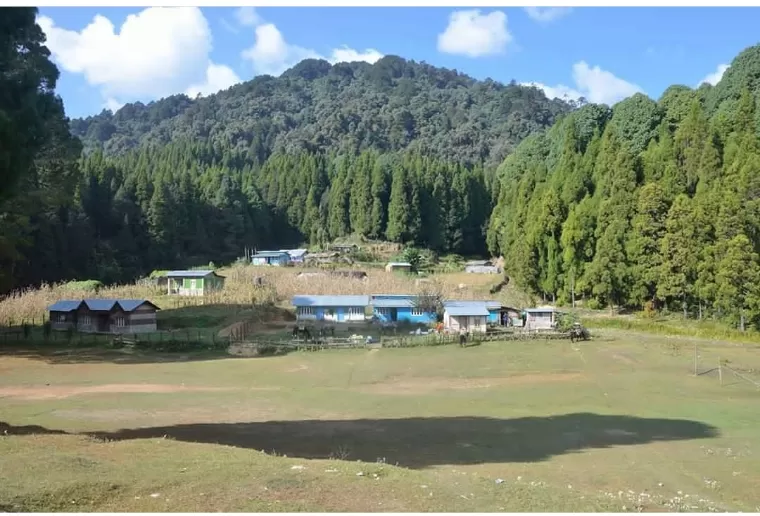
[252,251,291,266]
[166,270,225,296]
[370,294,436,324]
[47,299,159,334]
[385,261,413,273]
[483,302,522,327]
[291,295,370,323]
[281,249,308,264]
[330,244,359,254]
[442,300,489,334]
[525,307,559,330]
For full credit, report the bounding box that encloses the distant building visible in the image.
[385,262,413,273]
[464,260,492,267]
[252,251,291,266]
[370,294,436,324]
[442,301,489,334]
[281,249,308,263]
[165,270,225,296]
[525,307,559,330]
[47,299,159,334]
[291,295,370,323]
[465,265,502,274]
[330,244,359,254]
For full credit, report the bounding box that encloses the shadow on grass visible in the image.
[0,413,719,468]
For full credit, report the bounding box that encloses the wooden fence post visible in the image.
[694,343,698,376]
[718,357,723,386]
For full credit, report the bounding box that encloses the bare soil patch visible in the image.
[356,372,584,395]
[0,384,240,400]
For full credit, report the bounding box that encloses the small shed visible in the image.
[330,244,359,254]
[386,261,413,273]
[252,251,291,266]
[525,307,559,331]
[166,270,225,296]
[370,294,435,324]
[442,301,489,334]
[281,249,308,263]
[47,299,159,334]
[291,295,370,323]
[464,260,492,267]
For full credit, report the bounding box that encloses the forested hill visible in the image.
[68,56,573,168]
[486,43,760,328]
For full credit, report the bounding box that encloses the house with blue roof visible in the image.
[442,300,490,334]
[252,251,291,266]
[165,270,225,296]
[291,295,370,323]
[370,294,436,324]
[47,299,159,334]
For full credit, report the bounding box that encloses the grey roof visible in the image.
[281,249,308,257]
[387,262,412,267]
[292,295,370,307]
[47,299,158,313]
[47,300,83,312]
[465,260,491,266]
[485,301,502,310]
[444,300,490,316]
[253,251,290,258]
[166,270,217,278]
[525,307,558,313]
[371,293,417,308]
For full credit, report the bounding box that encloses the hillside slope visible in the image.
[69,56,573,168]
[486,43,760,329]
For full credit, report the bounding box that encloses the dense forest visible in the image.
[486,46,760,328]
[3,7,760,329]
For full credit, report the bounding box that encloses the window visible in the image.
[81,315,91,326]
[411,308,424,316]
[376,307,390,317]
[55,314,67,323]
[114,316,126,328]
[348,307,363,316]
[190,279,197,290]
[299,306,314,316]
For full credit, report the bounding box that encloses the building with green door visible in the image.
[165,270,225,296]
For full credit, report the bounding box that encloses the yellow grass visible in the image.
[0,265,529,325]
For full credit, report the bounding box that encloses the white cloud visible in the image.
[523,61,643,106]
[186,62,242,98]
[330,46,384,65]
[698,64,729,87]
[235,7,261,27]
[522,81,583,103]
[437,10,511,58]
[524,7,572,23]
[104,98,125,113]
[38,8,242,107]
[241,22,384,76]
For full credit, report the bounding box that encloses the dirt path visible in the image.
[356,372,583,395]
[0,384,240,400]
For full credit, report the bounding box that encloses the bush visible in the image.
[60,280,103,292]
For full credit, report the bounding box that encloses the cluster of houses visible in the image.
[291,293,559,333]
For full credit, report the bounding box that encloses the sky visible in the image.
[36,6,760,119]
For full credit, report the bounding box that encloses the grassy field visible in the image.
[1,331,759,512]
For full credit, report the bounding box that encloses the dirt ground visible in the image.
[356,372,584,395]
[0,384,241,400]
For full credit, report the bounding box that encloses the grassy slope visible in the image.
[1,335,759,512]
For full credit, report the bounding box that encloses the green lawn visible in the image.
[1,331,759,512]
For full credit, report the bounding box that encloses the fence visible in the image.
[692,341,760,391]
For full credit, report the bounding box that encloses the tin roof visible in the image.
[253,251,290,258]
[292,295,370,307]
[47,299,159,313]
[386,262,412,267]
[281,249,308,257]
[525,307,558,313]
[443,300,490,316]
[47,300,83,312]
[166,270,218,278]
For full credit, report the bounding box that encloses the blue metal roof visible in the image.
[292,295,370,307]
[444,300,490,316]
[253,251,290,257]
[83,299,118,311]
[117,299,159,312]
[47,300,83,312]
[166,270,216,278]
[372,298,415,308]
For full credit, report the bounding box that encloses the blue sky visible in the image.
[37,7,760,119]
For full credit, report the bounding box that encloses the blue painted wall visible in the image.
[252,254,290,266]
[487,309,500,324]
[372,295,436,325]
[296,305,367,322]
